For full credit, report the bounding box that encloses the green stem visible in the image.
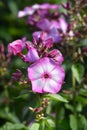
[72,73,77,117]
[37,94,42,106]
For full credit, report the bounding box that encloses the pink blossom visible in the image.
[25,47,39,62]
[36,19,50,31]
[18,7,35,18]
[49,49,64,64]
[43,38,53,48]
[28,57,65,94]
[36,19,62,43]
[33,31,47,42]
[40,3,59,10]
[18,3,59,18]
[33,31,53,48]
[58,17,68,34]
[8,40,23,55]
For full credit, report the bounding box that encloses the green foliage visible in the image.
[45,94,68,103]
[69,114,77,130]
[72,63,84,84]
[0,122,29,130]
[30,123,40,130]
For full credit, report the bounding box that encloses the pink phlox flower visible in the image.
[50,18,68,34]
[32,4,40,9]
[18,7,35,18]
[36,18,51,31]
[47,28,62,43]
[37,9,50,18]
[18,3,59,18]
[33,30,61,44]
[33,31,47,42]
[26,15,40,25]
[36,18,67,35]
[43,38,53,48]
[48,49,64,64]
[33,31,53,48]
[50,20,61,29]
[35,19,62,43]
[35,3,59,19]
[57,17,68,34]
[39,3,59,10]
[28,57,65,94]
[8,40,24,55]
[24,46,39,63]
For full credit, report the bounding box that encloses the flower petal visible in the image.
[31,79,45,93]
[28,62,44,80]
[39,58,55,72]
[36,19,50,31]
[51,66,65,82]
[43,79,62,93]
[25,47,39,62]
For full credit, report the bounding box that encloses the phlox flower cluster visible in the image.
[18,2,74,43]
[8,32,65,94]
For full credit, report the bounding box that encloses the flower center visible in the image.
[44,73,49,79]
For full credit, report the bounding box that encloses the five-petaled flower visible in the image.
[28,57,65,94]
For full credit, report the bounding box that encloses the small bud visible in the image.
[29,107,35,112]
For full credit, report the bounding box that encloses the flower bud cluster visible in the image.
[29,98,49,120]
[18,3,74,44]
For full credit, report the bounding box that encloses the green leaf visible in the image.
[39,119,55,130]
[0,122,29,130]
[79,89,87,97]
[65,104,74,112]
[78,114,87,130]
[39,120,45,130]
[69,114,78,130]
[0,109,20,123]
[46,94,68,103]
[30,123,40,130]
[46,118,55,128]
[75,96,87,105]
[76,103,82,112]
[72,63,84,83]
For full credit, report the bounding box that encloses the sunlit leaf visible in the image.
[0,122,29,130]
[72,63,84,83]
[30,123,40,130]
[78,114,87,130]
[45,94,68,103]
[0,109,20,123]
[69,114,77,130]
[46,118,55,128]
